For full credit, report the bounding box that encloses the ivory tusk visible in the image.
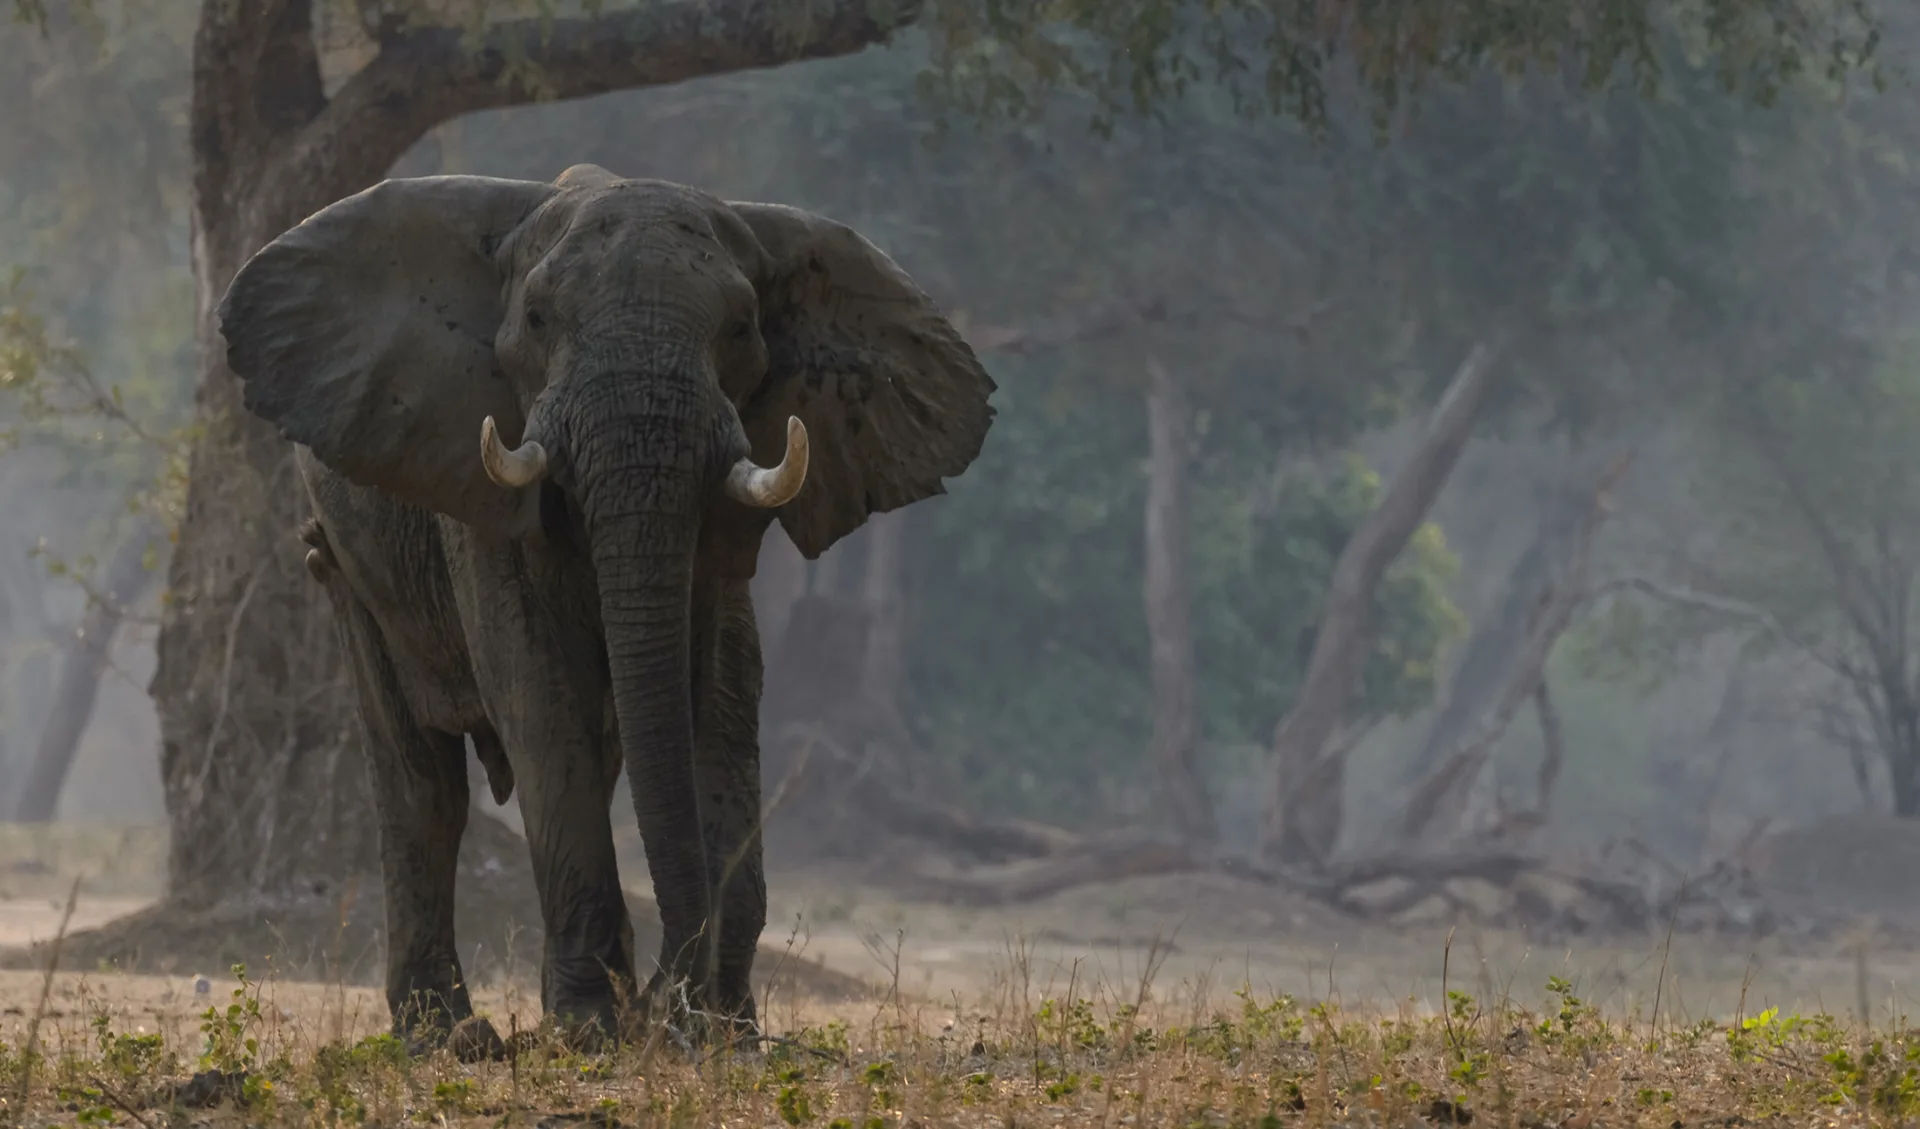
[480,415,549,488]
[723,415,809,508]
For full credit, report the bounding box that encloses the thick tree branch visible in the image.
[277,0,923,202]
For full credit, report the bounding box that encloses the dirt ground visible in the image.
[0,825,1911,1129]
[769,864,1920,1022]
[1,821,1917,1030]
[0,863,1914,1032]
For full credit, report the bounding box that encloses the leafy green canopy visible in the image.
[921,0,1883,134]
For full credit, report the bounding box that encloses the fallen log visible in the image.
[880,832,1204,907]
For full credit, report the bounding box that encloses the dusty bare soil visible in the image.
[0,825,1913,1127]
[0,867,1911,1028]
[1,821,1918,1023]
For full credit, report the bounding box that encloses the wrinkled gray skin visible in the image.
[216,164,995,1049]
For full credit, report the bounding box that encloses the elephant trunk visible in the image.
[567,387,729,993]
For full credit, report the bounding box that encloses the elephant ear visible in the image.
[727,202,997,559]
[218,175,557,537]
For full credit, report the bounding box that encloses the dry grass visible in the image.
[0,926,1912,1129]
[0,828,1915,1126]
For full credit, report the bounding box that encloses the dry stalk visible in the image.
[16,876,80,1110]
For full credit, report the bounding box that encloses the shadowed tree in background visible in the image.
[1143,358,1214,844]
[10,526,157,822]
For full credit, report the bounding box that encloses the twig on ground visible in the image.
[86,1076,157,1129]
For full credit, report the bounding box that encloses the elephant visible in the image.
[214,163,996,1048]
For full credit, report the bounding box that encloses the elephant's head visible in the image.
[216,164,995,989]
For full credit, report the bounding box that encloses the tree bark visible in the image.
[1143,359,1215,845]
[1261,338,1506,867]
[12,526,160,822]
[150,0,922,910]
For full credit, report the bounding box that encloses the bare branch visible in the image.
[1584,574,1794,643]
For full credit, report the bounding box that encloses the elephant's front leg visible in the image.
[690,578,768,1031]
[508,725,636,1042]
[327,587,479,1048]
[453,549,636,1044]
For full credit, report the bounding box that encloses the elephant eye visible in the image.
[727,318,753,341]
[526,306,548,333]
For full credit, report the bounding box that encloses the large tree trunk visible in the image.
[1262,339,1506,867]
[12,525,161,822]
[152,1,391,903]
[154,265,371,903]
[141,0,919,917]
[1142,360,1215,845]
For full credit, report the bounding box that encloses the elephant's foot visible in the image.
[629,971,758,1051]
[392,990,481,1058]
[545,999,624,1053]
[704,983,761,1049]
[449,1017,510,1062]
[398,1016,503,1062]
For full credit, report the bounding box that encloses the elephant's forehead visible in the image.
[516,184,724,278]
[563,180,720,232]
[517,183,752,309]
